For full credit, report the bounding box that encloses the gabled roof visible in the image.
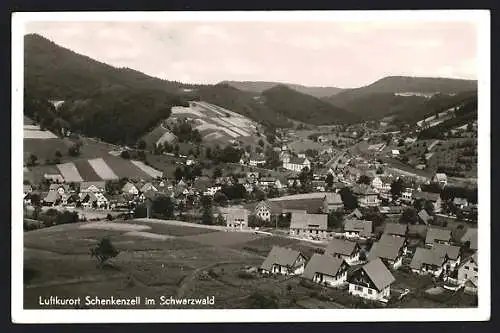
[80,181,105,191]
[453,197,469,206]
[44,191,61,203]
[344,220,373,237]
[302,254,345,280]
[288,156,309,165]
[418,209,432,224]
[193,176,212,191]
[425,227,452,244]
[350,208,364,219]
[360,258,396,291]
[254,200,283,215]
[383,223,407,236]
[49,184,70,192]
[325,238,358,256]
[367,241,401,261]
[410,247,447,269]
[460,228,478,250]
[140,182,158,193]
[434,173,448,181]
[260,246,304,271]
[379,234,406,249]
[122,182,138,192]
[290,213,327,230]
[432,243,461,261]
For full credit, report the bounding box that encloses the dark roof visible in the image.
[270,197,326,214]
[379,234,406,249]
[288,156,309,165]
[302,254,345,280]
[325,238,358,256]
[352,184,378,196]
[360,258,395,291]
[425,227,452,244]
[344,220,373,237]
[410,248,446,269]
[367,242,401,261]
[290,213,327,230]
[254,200,284,215]
[383,223,407,236]
[460,228,478,250]
[432,243,461,260]
[260,246,304,271]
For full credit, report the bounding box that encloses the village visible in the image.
[23,116,479,308]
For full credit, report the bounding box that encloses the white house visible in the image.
[410,247,448,278]
[253,200,282,222]
[80,181,105,194]
[343,220,373,240]
[457,252,478,292]
[302,254,349,287]
[347,258,395,302]
[283,157,311,172]
[289,212,328,239]
[260,246,307,276]
[325,238,361,264]
[220,207,249,230]
[122,182,139,195]
[432,173,448,187]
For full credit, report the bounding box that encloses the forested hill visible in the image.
[24,33,203,99]
[261,85,359,125]
[221,80,343,98]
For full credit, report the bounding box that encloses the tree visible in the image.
[339,187,358,210]
[358,175,371,185]
[268,187,279,199]
[376,167,384,175]
[325,173,334,189]
[68,144,81,157]
[120,150,130,159]
[213,167,223,179]
[213,191,228,206]
[400,207,418,224]
[27,154,38,167]
[390,178,404,198]
[90,238,119,267]
[424,200,435,215]
[152,195,175,218]
[174,167,184,181]
[258,139,265,147]
[327,211,343,230]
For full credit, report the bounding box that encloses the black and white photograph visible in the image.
[12,10,490,323]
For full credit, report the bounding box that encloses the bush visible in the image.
[237,271,255,280]
[90,238,119,267]
[106,214,113,221]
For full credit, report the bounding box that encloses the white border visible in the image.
[12,10,490,323]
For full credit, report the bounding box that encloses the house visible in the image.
[302,254,349,287]
[391,150,400,157]
[311,179,327,192]
[410,248,448,277]
[81,192,109,209]
[80,181,105,193]
[122,182,139,195]
[367,241,404,270]
[283,156,311,172]
[343,220,373,239]
[432,173,448,187]
[220,207,249,230]
[347,258,395,302]
[249,154,266,167]
[259,177,278,188]
[260,246,307,275]
[413,191,442,212]
[460,228,478,250]
[140,182,158,193]
[43,191,61,206]
[401,187,414,204]
[453,197,469,209]
[289,212,328,239]
[352,184,380,208]
[425,227,452,247]
[418,209,432,225]
[254,200,283,221]
[383,223,408,238]
[348,208,364,220]
[246,172,260,184]
[23,184,33,197]
[457,252,478,293]
[49,184,71,196]
[325,192,343,212]
[325,238,361,264]
[371,177,383,190]
[379,233,408,254]
[204,186,222,196]
[433,243,461,272]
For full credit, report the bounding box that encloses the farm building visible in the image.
[343,220,373,240]
[325,238,361,264]
[347,258,395,302]
[80,181,105,193]
[383,223,408,237]
[302,254,349,287]
[409,247,448,277]
[352,184,380,208]
[425,227,452,247]
[260,246,307,276]
[283,156,311,172]
[220,207,249,230]
[325,192,344,211]
[289,212,328,239]
[460,228,478,250]
[253,200,284,222]
[268,193,328,214]
[457,252,478,293]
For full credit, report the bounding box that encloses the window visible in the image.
[473,267,478,272]
[464,266,469,270]
[368,289,373,295]
[355,285,363,292]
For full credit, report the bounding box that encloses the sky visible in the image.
[24,19,478,88]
